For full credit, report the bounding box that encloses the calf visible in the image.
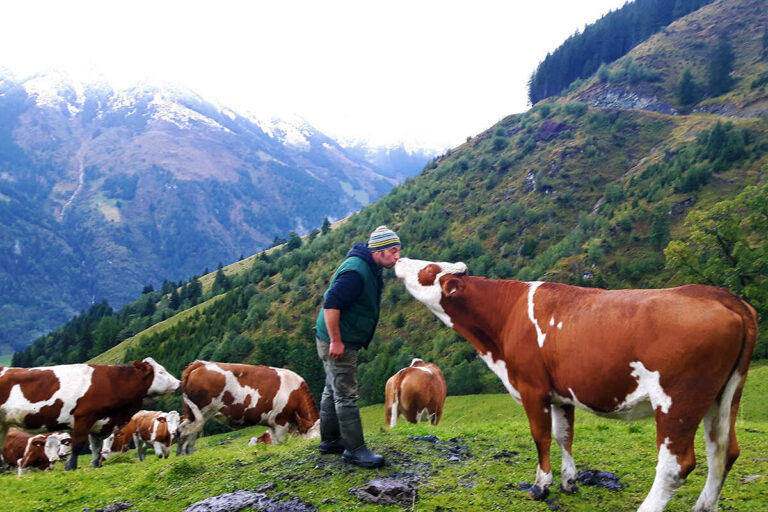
[385,359,446,427]
[133,410,180,460]
[100,418,138,460]
[2,428,60,475]
[395,257,757,512]
[0,357,179,470]
[177,361,319,455]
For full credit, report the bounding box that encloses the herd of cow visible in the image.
[0,355,447,475]
[0,256,760,512]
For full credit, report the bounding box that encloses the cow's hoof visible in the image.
[528,485,550,501]
[560,482,578,494]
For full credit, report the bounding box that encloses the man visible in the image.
[315,225,401,468]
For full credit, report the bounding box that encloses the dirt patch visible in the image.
[350,477,417,506]
[184,490,317,512]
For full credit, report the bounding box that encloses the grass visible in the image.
[2,363,767,511]
[0,354,13,366]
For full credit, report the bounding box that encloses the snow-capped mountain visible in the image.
[0,70,435,353]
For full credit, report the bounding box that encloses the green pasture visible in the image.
[2,363,766,511]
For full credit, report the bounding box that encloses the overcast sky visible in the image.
[0,0,629,149]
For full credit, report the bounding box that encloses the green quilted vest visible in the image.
[315,256,382,350]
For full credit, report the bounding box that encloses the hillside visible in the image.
[2,362,767,511]
[14,0,768,408]
[0,72,436,353]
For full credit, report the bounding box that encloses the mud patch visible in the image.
[408,435,471,462]
[350,477,417,506]
[184,490,317,512]
[576,470,624,491]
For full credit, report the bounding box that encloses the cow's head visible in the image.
[20,434,60,471]
[165,410,181,442]
[394,258,468,327]
[140,357,181,395]
[54,432,72,460]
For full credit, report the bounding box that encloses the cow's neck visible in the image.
[442,277,529,360]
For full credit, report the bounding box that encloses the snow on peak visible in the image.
[248,113,314,151]
[20,70,88,116]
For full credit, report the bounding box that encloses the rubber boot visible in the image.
[318,397,344,455]
[337,407,384,469]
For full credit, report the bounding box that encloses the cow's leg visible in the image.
[269,424,291,445]
[89,434,106,468]
[0,426,8,466]
[693,371,745,512]
[552,403,577,493]
[521,395,553,500]
[638,411,699,512]
[66,418,93,470]
[136,436,147,461]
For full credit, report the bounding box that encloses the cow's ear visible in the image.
[133,361,151,373]
[440,275,464,297]
[158,417,167,423]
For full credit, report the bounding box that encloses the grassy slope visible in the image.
[3,362,766,511]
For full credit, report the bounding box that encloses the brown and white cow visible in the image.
[395,258,757,512]
[0,357,180,470]
[44,432,72,465]
[385,359,447,427]
[2,428,60,475]
[100,417,138,460]
[177,361,319,455]
[132,410,180,460]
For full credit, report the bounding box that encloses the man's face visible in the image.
[372,246,401,268]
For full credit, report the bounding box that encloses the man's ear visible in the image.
[440,275,464,297]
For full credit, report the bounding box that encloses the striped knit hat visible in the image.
[367,225,401,252]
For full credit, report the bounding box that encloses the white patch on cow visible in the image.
[535,464,553,489]
[410,358,423,366]
[549,317,555,326]
[551,388,597,414]
[616,362,672,416]
[0,367,8,379]
[557,322,563,329]
[44,435,60,464]
[302,419,320,440]
[101,434,115,456]
[389,398,399,427]
[639,438,682,512]
[165,411,180,439]
[394,258,468,328]
[414,366,433,375]
[260,369,304,428]
[695,371,743,511]
[552,363,672,420]
[144,357,180,395]
[479,352,521,405]
[206,362,263,417]
[527,282,547,347]
[1,365,94,428]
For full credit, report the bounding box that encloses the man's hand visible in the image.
[329,338,345,358]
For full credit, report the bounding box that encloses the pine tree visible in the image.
[708,34,734,96]
[678,67,697,106]
[321,217,331,235]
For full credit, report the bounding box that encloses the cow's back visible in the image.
[2,429,30,464]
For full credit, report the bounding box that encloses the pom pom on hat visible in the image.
[367,225,401,251]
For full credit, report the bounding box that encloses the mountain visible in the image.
[13,0,767,405]
[0,71,437,353]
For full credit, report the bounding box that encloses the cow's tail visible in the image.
[722,294,758,386]
[294,380,320,435]
[179,361,206,434]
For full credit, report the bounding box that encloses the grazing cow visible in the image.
[177,361,319,455]
[44,432,72,465]
[133,410,180,460]
[395,258,757,512]
[100,418,138,460]
[2,428,60,475]
[385,359,447,427]
[0,357,180,470]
